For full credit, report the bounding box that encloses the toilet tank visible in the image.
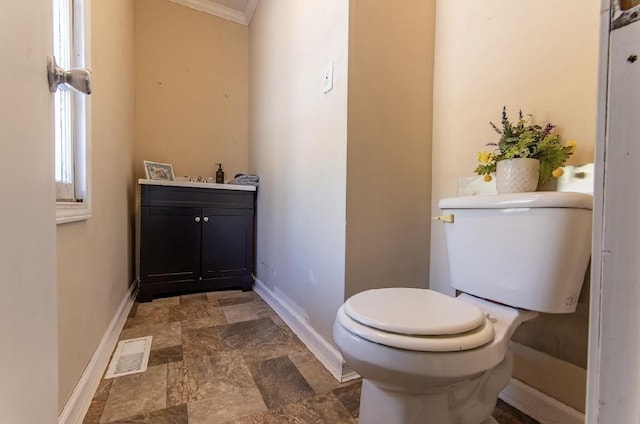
[438,192,592,313]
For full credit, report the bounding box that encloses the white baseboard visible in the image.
[254,278,359,383]
[58,283,137,424]
[500,378,585,424]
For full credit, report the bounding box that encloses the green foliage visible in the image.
[474,163,496,176]
[475,107,574,185]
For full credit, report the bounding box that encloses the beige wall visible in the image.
[56,0,135,411]
[249,0,349,343]
[345,0,435,298]
[430,0,600,412]
[134,0,249,180]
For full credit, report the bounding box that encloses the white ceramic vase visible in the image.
[495,158,540,193]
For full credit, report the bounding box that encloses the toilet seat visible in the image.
[345,288,486,335]
[338,288,495,352]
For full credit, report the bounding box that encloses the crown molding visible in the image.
[244,0,259,24]
[168,0,259,26]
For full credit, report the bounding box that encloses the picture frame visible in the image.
[143,160,175,181]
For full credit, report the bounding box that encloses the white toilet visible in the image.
[333,192,592,424]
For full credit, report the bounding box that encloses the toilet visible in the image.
[333,192,593,424]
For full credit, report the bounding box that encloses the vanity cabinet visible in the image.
[136,182,256,302]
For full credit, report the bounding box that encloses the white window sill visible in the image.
[56,202,91,224]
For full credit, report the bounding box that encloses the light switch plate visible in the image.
[323,61,333,93]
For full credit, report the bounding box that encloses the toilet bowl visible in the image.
[334,289,538,424]
[333,192,593,424]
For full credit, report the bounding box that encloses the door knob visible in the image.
[195,217,201,223]
[203,217,209,223]
[47,56,92,94]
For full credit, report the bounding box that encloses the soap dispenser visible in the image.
[215,163,224,183]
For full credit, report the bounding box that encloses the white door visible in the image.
[0,0,59,423]
[587,9,640,424]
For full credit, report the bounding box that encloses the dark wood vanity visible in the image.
[136,180,256,302]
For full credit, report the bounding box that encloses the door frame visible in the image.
[586,1,640,422]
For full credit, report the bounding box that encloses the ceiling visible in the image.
[168,0,259,26]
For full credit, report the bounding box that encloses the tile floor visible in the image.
[83,289,538,423]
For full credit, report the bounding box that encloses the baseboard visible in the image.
[254,278,359,383]
[499,378,585,424]
[58,282,138,424]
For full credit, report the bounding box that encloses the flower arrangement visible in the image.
[474,107,576,185]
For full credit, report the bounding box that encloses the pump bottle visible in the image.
[215,163,224,183]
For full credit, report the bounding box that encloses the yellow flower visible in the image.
[483,174,493,182]
[552,168,564,178]
[566,140,577,152]
[477,151,493,164]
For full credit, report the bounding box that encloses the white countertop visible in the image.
[138,179,257,192]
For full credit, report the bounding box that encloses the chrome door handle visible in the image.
[195,217,201,223]
[47,56,92,94]
[203,217,209,223]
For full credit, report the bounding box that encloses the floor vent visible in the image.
[104,336,152,379]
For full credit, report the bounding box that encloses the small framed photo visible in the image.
[144,160,175,181]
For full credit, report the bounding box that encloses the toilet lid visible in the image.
[337,306,495,352]
[339,288,496,352]
[344,288,486,336]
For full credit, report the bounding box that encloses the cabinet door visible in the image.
[140,207,201,283]
[200,208,254,279]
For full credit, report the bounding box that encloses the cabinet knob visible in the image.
[203,217,209,223]
[195,217,201,223]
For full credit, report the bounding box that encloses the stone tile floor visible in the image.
[83,289,538,423]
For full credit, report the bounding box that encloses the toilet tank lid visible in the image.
[439,192,593,210]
